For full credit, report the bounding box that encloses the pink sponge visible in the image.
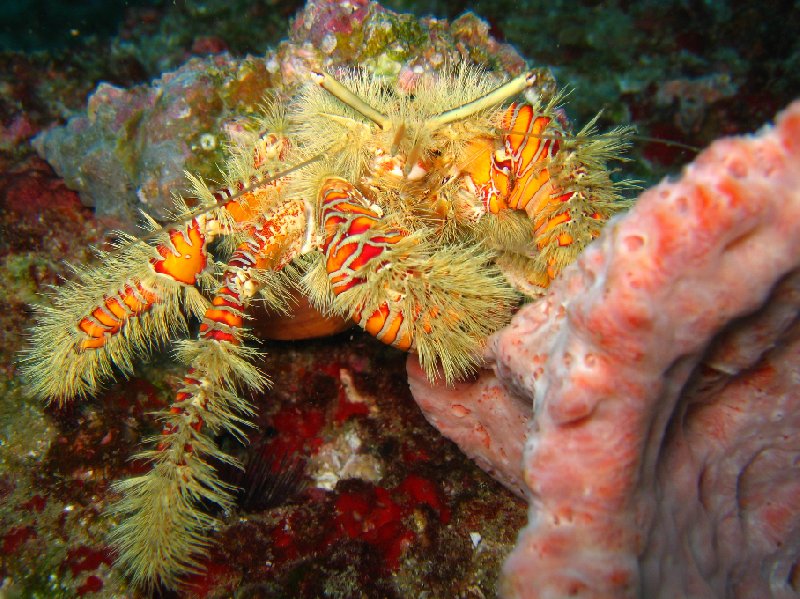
[409,100,800,597]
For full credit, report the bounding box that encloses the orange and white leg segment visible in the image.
[110,199,308,589]
[316,177,516,383]
[463,103,563,216]
[23,179,288,403]
[69,180,285,359]
[75,218,211,352]
[22,213,217,402]
[168,198,308,460]
[76,282,160,350]
[461,101,629,290]
[318,177,417,351]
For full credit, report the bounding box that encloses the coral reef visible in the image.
[5,0,800,596]
[33,53,275,223]
[409,99,800,597]
[32,0,529,228]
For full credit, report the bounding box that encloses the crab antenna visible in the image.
[311,71,392,130]
[133,152,326,246]
[427,70,539,130]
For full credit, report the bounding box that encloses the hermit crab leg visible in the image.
[313,177,516,383]
[459,99,633,289]
[21,212,217,402]
[78,219,210,351]
[109,199,308,589]
[21,169,300,403]
[317,177,416,350]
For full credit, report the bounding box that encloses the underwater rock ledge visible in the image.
[409,99,800,598]
[30,0,529,229]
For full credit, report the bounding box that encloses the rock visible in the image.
[32,0,528,229]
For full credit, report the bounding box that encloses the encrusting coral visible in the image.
[409,99,800,598]
[20,61,632,589]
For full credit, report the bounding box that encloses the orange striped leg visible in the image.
[492,103,562,216]
[461,103,562,216]
[460,103,592,287]
[77,282,161,349]
[76,218,209,351]
[318,177,416,350]
[157,200,306,451]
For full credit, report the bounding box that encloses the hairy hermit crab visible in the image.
[22,63,632,588]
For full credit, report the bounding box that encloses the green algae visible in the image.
[362,12,427,61]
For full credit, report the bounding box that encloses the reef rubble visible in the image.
[409,99,800,597]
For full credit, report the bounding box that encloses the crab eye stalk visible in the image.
[311,70,392,131]
[427,70,539,130]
